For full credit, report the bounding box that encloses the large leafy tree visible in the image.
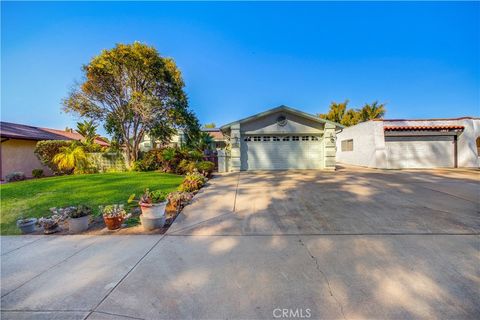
[63,42,200,165]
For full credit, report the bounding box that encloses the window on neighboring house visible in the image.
[292,136,300,141]
[341,139,354,152]
[282,136,290,141]
[302,136,309,141]
[254,136,261,142]
[263,136,271,141]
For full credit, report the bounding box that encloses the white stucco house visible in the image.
[220,105,343,171]
[336,117,480,169]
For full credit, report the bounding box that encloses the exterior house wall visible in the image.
[382,118,480,168]
[336,118,480,168]
[1,139,52,179]
[336,121,382,168]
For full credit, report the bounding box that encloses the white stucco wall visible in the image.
[383,118,480,168]
[336,118,480,168]
[336,121,384,168]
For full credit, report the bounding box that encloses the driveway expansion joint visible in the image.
[84,235,167,320]
[1,237,46,256]
[297,236,347,320]
[89,310,145,320]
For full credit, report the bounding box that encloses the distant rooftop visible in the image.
[0,121,109,146]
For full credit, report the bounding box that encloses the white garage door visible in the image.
[385,136,454,169]
[241,135,323,170]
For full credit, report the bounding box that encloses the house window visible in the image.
[282,136,290,141]
[292,136,300,141]
[263,136,271,141]
[244,136,252,142]
[254,136,261,142]
[341,139,354,152]
[302,136,309,141]
[272,136,280,141]
[311,136,319,141]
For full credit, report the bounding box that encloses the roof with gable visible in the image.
[220,105,344,131]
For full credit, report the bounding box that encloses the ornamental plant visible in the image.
[101,204,129,219]
[178,171,207,192]
[167,191,193,209]
[69,205,93,219]
[128,189,168,206]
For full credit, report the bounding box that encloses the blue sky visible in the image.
[2,1,479,133]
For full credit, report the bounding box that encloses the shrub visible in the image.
[52,144,90,174]
[5,172,26,183]
[32,168,44,178]
[35,140,73,174]
[178,159,197,174]
[167,191,194,209]
[196,161,215,177]
[135,149,164,171]
[178,171,207,192]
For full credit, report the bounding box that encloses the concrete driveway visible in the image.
[1,167,479,319]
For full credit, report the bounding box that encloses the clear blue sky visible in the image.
[2,1,479,133]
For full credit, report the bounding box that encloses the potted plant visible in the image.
[129,189,167,230]
[167,191,194,212]
[68,205,92,233]
[38,216,61,234]
[101,205,130,230]
[16,217,37,234]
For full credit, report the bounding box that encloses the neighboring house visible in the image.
[139,129,226,152]
[220,105,343,171]
[336,117,480,169]
[0,121,109,179]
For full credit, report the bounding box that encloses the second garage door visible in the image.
[241,135,323,170]
[385,135,455,169]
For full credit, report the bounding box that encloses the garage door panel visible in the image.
[243,138,323,170]
[386,136,454,169]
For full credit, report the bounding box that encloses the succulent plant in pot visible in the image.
[128,189,167,231]
[16,216,37,234]
[100,205,130,230]
[68,205,92,233]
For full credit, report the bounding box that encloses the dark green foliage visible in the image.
[196,161,215,177]
[134,147,205,174]
[32,169,44,178]
[70,205,92,218]
[34,140,73,174]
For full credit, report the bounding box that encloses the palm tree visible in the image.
[319,100,349,124]
[359,101,386,122]
[52,144,89,174]
[76,120,98,145]
[196,132,214,152]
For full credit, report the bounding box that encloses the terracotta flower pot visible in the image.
[103,216,124,230]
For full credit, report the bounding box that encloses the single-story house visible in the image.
[220,105,343,171]
[139,128,226,152]
[336,117,480,169]
[0,121,109,179]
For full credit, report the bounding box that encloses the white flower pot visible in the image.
[68,215,90,233]
[140,201,167,219]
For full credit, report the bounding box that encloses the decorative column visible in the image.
[323,123,337,170]
[229,124,241,172]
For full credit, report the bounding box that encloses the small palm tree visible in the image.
[52,144,89,174]
[319,100,349,124]
[196,132,214,151]
[76,120,98,145]
[359,101,386,121]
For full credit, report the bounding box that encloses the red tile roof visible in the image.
[384,125,464,132]
[0,122,109,146]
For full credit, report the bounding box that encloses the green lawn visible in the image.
[0,172,183,235]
